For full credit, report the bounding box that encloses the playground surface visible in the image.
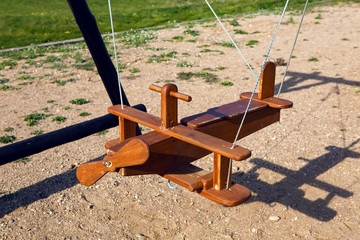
[1,3,359,239]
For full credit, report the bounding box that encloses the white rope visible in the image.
[226,0,290,189]
[204,0,258,80]
[278,0,309,97]
[231,0,290,150]
[108,0,124,109]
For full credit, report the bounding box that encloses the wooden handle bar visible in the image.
[149,84,192,102]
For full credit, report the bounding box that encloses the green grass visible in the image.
[234,29,248,34]
[0,78,9,84]
[0,135,16,144]
[220,81,234,86]
[4,127,14,132]
[79,112,91,117]
[15,157,30,163]
[52,116,66,123]
[229,19,240,26]
[0,85,18,91]
[69,98,89,105]
[308,57,319,62]
[0,0,353,50]
[24,113,49,126]
[246,40,259,47]
[31,130,43,136]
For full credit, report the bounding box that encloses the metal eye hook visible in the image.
[102,160,112,168]
[168,180,178,189]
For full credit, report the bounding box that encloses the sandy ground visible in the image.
[1,3,360,239]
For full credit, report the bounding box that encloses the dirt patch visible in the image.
[1,3,359,239]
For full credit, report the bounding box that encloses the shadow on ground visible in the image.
[0,156,103,218]
[234,138,359,221]
[275,71,360,95]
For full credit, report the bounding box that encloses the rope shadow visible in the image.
[233,138,360,221]
[0,155,103,218]
[275,71,360,95]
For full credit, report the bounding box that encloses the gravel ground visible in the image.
[0,3,359,239]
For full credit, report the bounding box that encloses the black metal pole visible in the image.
[67,0,127,106]
[0,104,146,165]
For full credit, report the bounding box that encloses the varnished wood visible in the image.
[200,183,251,206]
[119,117,136,141]
[149,84,192,102]
[213,153,231,190]
[181,100,267,128]
[78,66,292,206]
[259,61,276,100]
[240,92,293,109]
[114,106,280,177]
[108,105,251,161]
[161,84,178,128]
[76,139,149,186]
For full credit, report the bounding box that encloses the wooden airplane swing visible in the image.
[77,61,293,206]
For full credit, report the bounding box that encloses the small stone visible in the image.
[208,221,213,224]
[8,219,15,224]
[136,233,146,239]
[269,215,281,221]
[251,228,258,233]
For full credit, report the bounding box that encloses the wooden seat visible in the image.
[181,99,267,128]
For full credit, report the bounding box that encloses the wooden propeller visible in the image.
[76,139,150,186]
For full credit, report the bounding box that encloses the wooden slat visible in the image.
[108,105,251,161]
[213,153,231,190]
[240,92,293,109]
[259,61,276,100]
[181,99,267,128]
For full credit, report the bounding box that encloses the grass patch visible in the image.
[0,60,17,70]
[0,135,16,144]
[98,130,108,135]
[186,39,197,43]
[220,81,234,86]
[43,55,62,63]
[216,41,234,48]
[307,57,319,62]
[216,66,226,70]
[177,72,195,81]
[171,36,184,42]
[79,112,91,117]
[0,85,18,91]
[62,106,71,110]
[315,14,322,19]
[52,116,66,123]
[0,78,9,84]
[16,157,30,163]
[246,40,259,47]
[229,19,240,26]
[146,51,177,63]
[234,29,248,34]
[177,71,218,83]
[117,30,156,47]
[47,99,55,103]
[31,130,43,136]
[130,67,140,73]
[24,113,49,126]
[52,79,67,86]
[183,29,199,37]
[73,62,95,71]
[69,98,89,105]
[177,61,193,67]
[200,49,224,54]
[17,75,35,80]
[4,127,14,132]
